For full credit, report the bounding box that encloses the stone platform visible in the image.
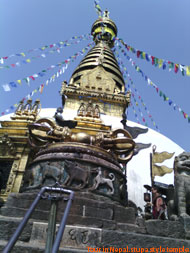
[0,191,136,229]
[0,216,190,252]
[0,190,190,252]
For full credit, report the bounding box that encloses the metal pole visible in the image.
[52,191,74,253]
[3,187,46,253]
[150,152,153,186]
[45,200,58,253]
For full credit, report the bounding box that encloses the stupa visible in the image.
[0,10,190,252]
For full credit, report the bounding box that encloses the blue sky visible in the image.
[0,0,190,151]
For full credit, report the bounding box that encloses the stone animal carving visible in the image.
[63,160,89,189]
[24,161,63,190]
[42,162,63,184]
[92,167,115,195]
[168,152,190,219]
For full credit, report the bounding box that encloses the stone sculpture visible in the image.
[92,167,115,195]
[168,152,190,219]
[24,161,64,190]
[63,160,90,189]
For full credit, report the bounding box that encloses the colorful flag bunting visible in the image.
[117,37,190,76]
[1,43,93,92]
[0,34,92,68]
[116,42,190,124]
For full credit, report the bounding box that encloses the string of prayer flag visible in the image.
[117,38,190,77]
[1,43,94,92]
[115,52,159,130]
[0,35,92,70]
[0,34,91,65]
[116,42,190,124]
[1,62,70,116]
[94,0,102,17]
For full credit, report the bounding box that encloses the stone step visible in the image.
[0,216,190,252]
[0,240,89,253]
[0,207,117,230]
[0,216,32,242]
[1,192,136,228]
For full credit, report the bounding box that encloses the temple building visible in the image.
[0,10,190,252]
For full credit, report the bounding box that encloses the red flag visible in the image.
[29,76,35,81]
[174,64,179,73]
[151,56,155,65]
[137,50,141,58]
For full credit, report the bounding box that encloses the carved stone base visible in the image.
[24,142,127,205]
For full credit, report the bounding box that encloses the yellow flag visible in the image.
[152,151,174,163]
[158,59,163,68]
[17,80,22,85]
[152,164,173,178]
[186,66,190,76]
[142,52,146,59]
[152,151,174,180]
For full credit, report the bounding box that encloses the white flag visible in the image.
[2,84,11,91]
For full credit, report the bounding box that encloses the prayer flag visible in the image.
[29,76,35,81]
[186,66,190,76]
[10,82,17,87]
[174,64,179,73]
[137,50,141,58]
[152,150,174,180]
[2,84,11,91]
[142,52,146,59]
[163,62,167,70]
[158,59,163,68]
[145,54,150,61]
[40,84,44,93]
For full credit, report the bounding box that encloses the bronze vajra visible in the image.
[28,118,135,163]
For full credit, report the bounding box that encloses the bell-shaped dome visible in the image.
[91,10,117,48]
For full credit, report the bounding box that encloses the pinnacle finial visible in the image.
[103,9,109,18]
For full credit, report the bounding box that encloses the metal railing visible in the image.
[3,183,74,253]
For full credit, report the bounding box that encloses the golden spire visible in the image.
[61,10,130,118]
[69,10,124,92]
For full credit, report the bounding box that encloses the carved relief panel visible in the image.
[80,66,116,94]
